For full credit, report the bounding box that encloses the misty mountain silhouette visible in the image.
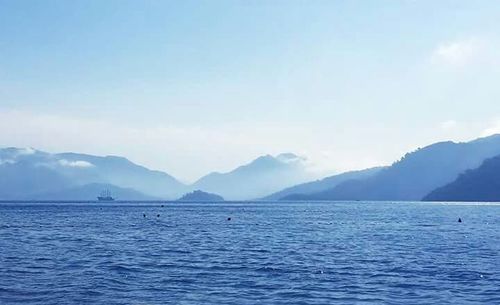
[0,148,186,200]
[281,134,500,201]
[55,152,186,198]
[3,134,500,201]
[0,148,314,201]
[192,153,315,200]
[423,154,500,202]
[263,167,384,200]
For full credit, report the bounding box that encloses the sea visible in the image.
[0,201,499,304]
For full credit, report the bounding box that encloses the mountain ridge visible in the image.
[423,154,500,201]
[3,134,500,202]
[280,134,500,201]
[0,147,187,200]
[191,153,315,200]
[263,166,385,200]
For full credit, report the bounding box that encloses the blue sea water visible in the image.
[0,201,499,304]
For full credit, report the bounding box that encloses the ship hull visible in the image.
[97,196,115,201]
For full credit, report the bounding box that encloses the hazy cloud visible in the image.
[481,120,500,137]
[0,109,381,180]
[276,153,306,164]
[432,38,484,66]
[440,120,458,131]
[17,147,36,155]
[1,108,483,181]
[58,159,94,168]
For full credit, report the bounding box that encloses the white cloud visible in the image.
[58,159,94,168]
[276,153,306,164]
[432,38,484,66]
[17,147,36,155]
[440,120,458,131]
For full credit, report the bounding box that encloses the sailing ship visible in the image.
[97,189,115,201]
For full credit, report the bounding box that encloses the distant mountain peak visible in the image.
[248,153,305,168]
[0,147,187,200]
[1,146,40,157]
[192,152,314,200]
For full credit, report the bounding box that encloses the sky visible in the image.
[1,0,500,182]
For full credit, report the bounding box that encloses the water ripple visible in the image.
[0,202,499,304]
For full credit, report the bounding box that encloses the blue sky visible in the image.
[1,0,500,181]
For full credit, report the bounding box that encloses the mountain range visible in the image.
[0,148,185,200]
[278,135,500,201]
[3,134,500,201]
[0,148,313,200]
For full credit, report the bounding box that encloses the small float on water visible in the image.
[97,189,115,202]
